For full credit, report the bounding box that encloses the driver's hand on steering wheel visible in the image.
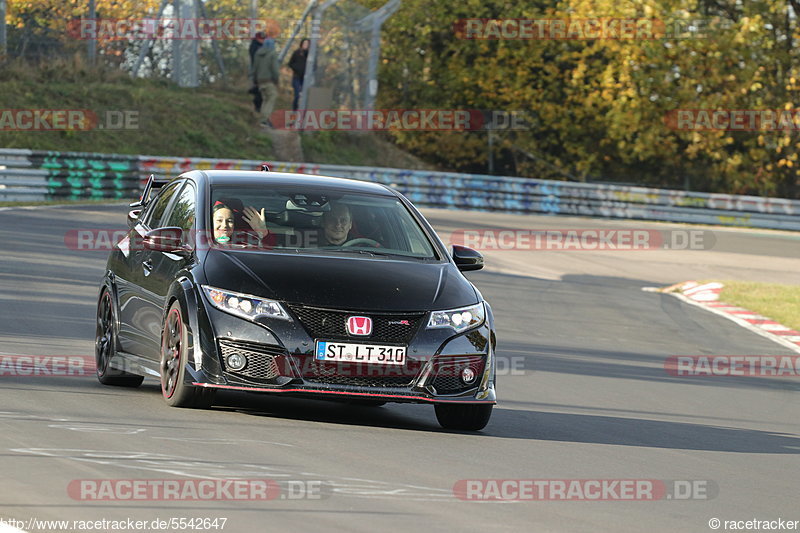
[342,237,382,248]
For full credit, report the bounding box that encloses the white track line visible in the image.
[669,292,800,354]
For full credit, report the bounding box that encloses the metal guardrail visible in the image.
[2,148,799,230]
[0,148,140,202]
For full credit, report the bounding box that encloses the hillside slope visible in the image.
[0,65,434,170]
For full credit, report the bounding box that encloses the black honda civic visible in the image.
[95,169,496,430]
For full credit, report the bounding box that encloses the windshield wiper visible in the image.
[328,248,380,256]
[328,248,422,259]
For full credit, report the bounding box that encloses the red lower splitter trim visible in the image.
[191,382,495,404]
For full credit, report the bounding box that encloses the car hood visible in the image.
[203,249,478,311]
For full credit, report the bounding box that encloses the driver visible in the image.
[319,202,353,246]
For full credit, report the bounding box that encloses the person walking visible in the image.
[247,32,266,114]
[252,36,280,129]
[288,38,310,111]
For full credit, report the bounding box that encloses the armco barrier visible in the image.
[137,154,800,231]
[0,148,140,202]
[1,148,799,230]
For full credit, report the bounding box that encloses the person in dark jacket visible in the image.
[252,37,280,129]
[288,39,310,111]
[248,32,266,114]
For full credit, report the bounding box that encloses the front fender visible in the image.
[100,270,122,338]
[165,277,224,383]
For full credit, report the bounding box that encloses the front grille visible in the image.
[431,355,485,394]
[293,355,423,388]
[287,305,424,344]
[219,339,285,381]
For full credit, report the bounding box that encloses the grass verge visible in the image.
[719,281,800,332]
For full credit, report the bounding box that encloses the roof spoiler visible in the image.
[130,174,172,208]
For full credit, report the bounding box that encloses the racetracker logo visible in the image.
[454,18,664,40]
[270,109,531,131]
[665,109,800,131]
[68,479,329,501]
[665,355,800,377]
[0,109,139,131]
[274,355,527,378]
[64,229,334,252]
[453,479,717,501]
[453,17,730,40]
[0,355,94,377]
[67,18,289,40]
[450,229,715,251]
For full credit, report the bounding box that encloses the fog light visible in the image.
[226,353,247,371]
[461,367,476,384]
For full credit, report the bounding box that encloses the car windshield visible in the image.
[209,185,438,259]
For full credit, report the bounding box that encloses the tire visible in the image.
[160,301,215,409]
[434,404,493,431]
[95,289,144,387]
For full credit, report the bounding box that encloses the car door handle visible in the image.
[142,260,154,275]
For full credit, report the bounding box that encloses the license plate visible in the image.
[315,341,406,365]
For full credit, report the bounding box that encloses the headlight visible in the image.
[427,303,485,333]
[201,286,290,322]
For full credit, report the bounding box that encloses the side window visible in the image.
[164,183,196,232]
[394,206,432,255]
[142,181,181,229]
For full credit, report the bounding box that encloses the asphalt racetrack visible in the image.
[0,204,798,533]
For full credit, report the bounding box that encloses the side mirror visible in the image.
[143,227,191,256]
[452,245,484,272]
[127,209,142,228]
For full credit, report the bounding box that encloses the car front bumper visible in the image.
[187,302,497,405]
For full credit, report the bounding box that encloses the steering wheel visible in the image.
[342,238,381,248]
